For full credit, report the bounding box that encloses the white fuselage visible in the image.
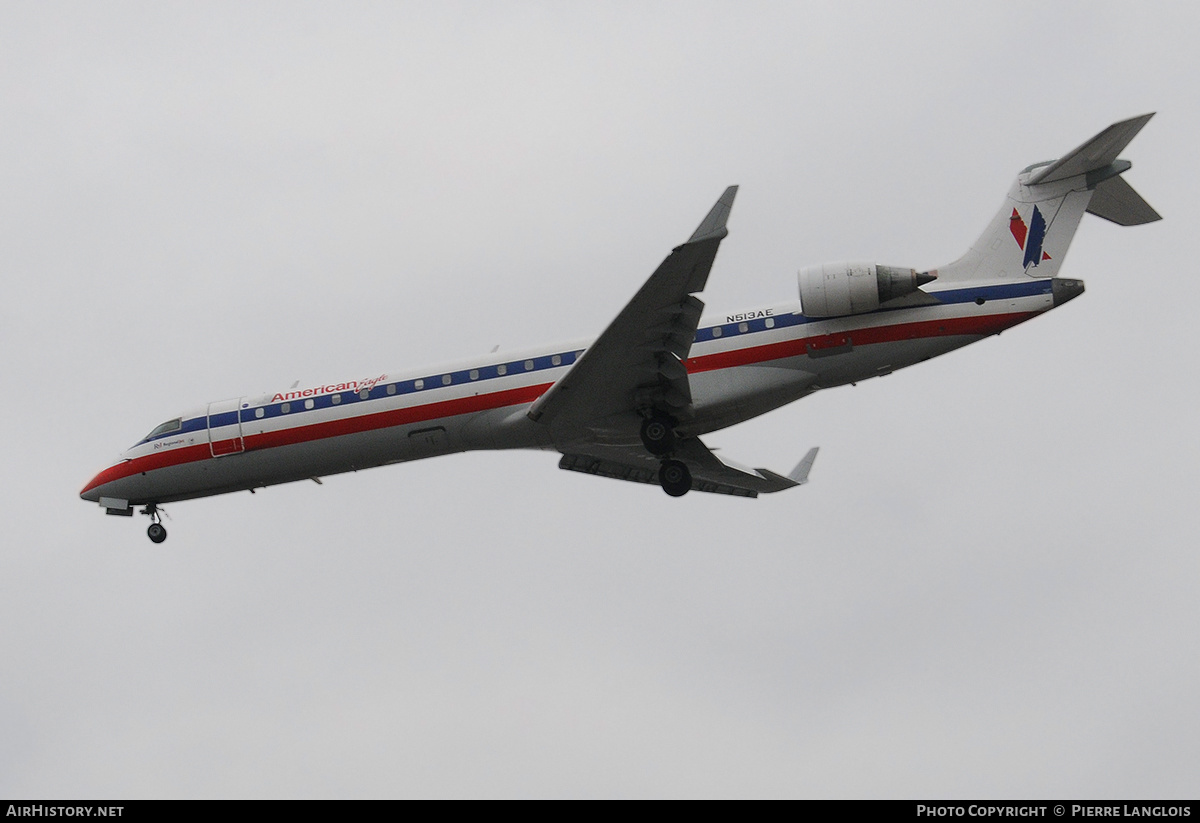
[81,277,1064,507]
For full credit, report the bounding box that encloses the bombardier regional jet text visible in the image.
[82,116,1160,542]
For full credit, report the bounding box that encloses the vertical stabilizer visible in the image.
[933,115,1157,283]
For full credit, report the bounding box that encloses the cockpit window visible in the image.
[145,418,182,440]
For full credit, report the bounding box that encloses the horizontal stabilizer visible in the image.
[1086,174,1162,225]
[1027,113,1154,185]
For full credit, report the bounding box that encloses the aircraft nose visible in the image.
[80,461,127,502]
[80,472,105,502]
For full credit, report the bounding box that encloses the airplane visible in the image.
[81,114,1160,543]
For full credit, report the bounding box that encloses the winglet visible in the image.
[688,185,738,243]
[787,447,819,485]
[754,446,820,492]
[1027,113,1155,185]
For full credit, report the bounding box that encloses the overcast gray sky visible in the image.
[3,0,1198,798]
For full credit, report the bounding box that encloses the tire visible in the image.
[147,523,167,544]
[640,415,675,456]
[659,459,691,497]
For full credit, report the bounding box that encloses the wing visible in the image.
[527,186,737,434]
[559,439,819,498]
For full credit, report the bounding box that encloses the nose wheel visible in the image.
[140,504,168,544]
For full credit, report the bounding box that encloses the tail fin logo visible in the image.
[1009,207,1051,269]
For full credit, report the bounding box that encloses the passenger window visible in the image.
[331,394,341,405]
[255,408,265,419]
[359,389,369,400]
[281,403,290,414]
[712,327,722,338]
[551,355,561,366]
[387,384,396,395]
[305,399,314,410]
[497,364,507,376]
[739,322,749,333]
[524,360,534,371]
[442,374,452,385]
[469,369,479,380]
[415,379,424,390]
[765,317,775,328]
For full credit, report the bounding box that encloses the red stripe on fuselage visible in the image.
[81,382,554,494]
[685,311,1035,373]
[81,444,213,495]
[243,382,552,451]
[83,309,1039,496]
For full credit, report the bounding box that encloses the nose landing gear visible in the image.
[140,504,168,544]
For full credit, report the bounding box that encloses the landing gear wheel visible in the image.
[659,459,692,497]
[147,523,167,544]
[640,413,676,456]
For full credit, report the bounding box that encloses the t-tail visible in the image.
[933,114,1160,287]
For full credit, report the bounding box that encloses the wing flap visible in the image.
[558,452,760,498]
[558,437,818,498]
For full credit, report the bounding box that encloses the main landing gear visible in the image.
[141,503,168,544]
[641,411,692,497]
[658,459,692,497]
[640,411,676,456]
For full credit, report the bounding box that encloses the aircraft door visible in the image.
[207,398,246,457]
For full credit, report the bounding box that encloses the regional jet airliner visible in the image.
[82,115,1159,542]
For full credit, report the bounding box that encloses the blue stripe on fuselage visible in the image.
[146,280,1053,441]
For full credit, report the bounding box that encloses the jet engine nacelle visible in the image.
[798,262,935,318]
